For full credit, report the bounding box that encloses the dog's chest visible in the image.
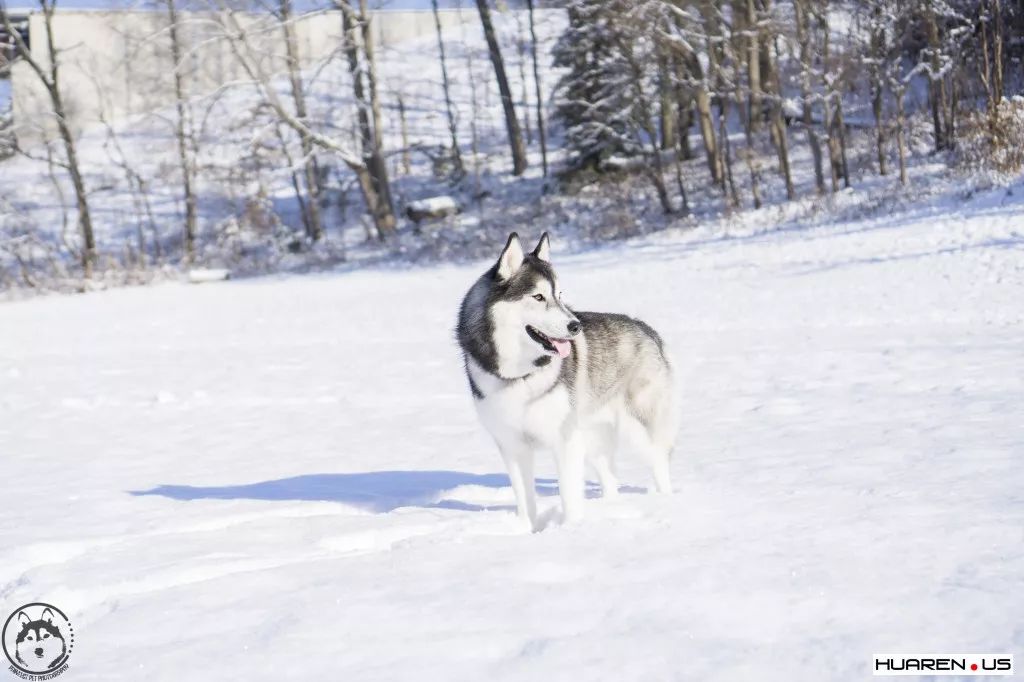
[470,362,572,442]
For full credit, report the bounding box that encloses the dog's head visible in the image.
[490,232,580,365]
[14,608,66,673]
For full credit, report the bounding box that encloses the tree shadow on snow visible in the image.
[130,470,644,514]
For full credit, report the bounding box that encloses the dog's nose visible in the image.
[567,321,580,336]
[34,647,43,656]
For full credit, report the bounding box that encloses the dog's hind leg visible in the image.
[625,371,677,494]
[499,441,538,530]
[587,424,620,499]
[647,444,673,494]
[620,415,674,494]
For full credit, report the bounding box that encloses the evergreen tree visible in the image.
[553,0,645,170]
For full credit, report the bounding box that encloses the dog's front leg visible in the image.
[554,427,586,523]
[498,440,538,530]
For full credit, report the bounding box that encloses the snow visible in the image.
[2,182,1022,679]
[186,267,231,283]
[406,195,460,214]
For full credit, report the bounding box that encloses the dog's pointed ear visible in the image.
[41,608,55,624]
[496,232,525,280]
[17,611,30,626]
[533,232,551,263]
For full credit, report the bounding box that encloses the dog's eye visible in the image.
[43,633,50,639]
[533,294,545,302]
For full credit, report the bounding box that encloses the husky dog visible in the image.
[13,608,67,673]
[457,232,676,529]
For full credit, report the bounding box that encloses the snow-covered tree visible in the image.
[553,0,646,170]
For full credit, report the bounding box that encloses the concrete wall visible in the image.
[11,8,472,145]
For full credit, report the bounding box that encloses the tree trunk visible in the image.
[46,14,94,275]
[514,12,531,144]
[5,3,99,276]
[359,0,384,146]
[431,0,464,177]
[57,117,95,277]
[992,0,1004,104]
[676,95,694,160]
[672,67,691,216]
[718,99,740,208]
[658,53,676,151]
[280,0,323,241]
[526,0,548,177]
[794,0,825,192]
[872,82,886,175]
[834,94,851,187]
[685,48,721,185]
[743,0,762,133]
[342,3,395,236]
[923,0,948,151]
[896,85,908,185]
[474,0,527,175]
[358,0,395,226]
[166,0,200,260]
[730,18,762,209]
[819,5,842,192]
[766,38,794,199]
[868,1,887,176]
[397,94,410,175]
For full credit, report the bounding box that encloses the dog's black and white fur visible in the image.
[458,232,676,529]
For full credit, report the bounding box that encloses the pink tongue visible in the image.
[551,339,572,358]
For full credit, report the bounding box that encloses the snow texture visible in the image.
[1,181,1022,680]
[406,195,460,214]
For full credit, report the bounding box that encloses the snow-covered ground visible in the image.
[1,183,1022,680]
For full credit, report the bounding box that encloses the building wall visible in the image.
[10,8,472,145]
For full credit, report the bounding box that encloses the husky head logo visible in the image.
[491,232,580,369]
[2,603,72,677]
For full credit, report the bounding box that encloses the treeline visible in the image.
[552,0,1024,212]
[1,0,1023,288]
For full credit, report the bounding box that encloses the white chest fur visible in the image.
[467,357,573,448]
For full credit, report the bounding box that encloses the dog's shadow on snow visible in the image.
[130,471,645,514]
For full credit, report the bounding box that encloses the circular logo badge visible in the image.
[2,603,73,679]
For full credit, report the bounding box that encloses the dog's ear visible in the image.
[40,608,55,624]
[533,232,551,263]
[496,232,525,280]
[17,611,30,627]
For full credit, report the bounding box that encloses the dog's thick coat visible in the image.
[457,233,676,529]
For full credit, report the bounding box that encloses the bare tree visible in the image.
[278,0,324,241]
[525,0,547,177]
[2,0,96,276]
[816,0,849,190]
[165,0,200,259]
[340,0,396,236]
[865,0,888,175]
[761,4,794,199]
[215,6,396,237]
[793,0,826,190]
[922,0,949,151]
[474,0,527,176]
[665,0,722,187]
[431,0,463,177]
